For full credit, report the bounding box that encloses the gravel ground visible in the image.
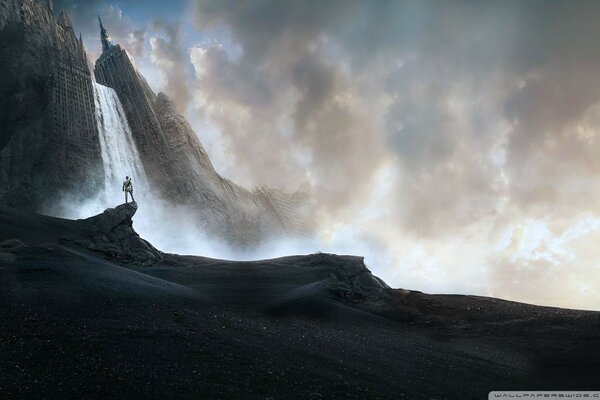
[1,207,599,399]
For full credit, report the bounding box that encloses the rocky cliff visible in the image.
[0,0,103,211]
[94,23,312,246]
[75,202,162,265]
[152,91,312,244]
[0,0,311,248]
[67,203,387,303]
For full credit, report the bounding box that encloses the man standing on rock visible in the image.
[122,176,135,204]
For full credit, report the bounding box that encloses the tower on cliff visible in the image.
[93,19,311,243]
[94,17,173,197]
[98,16,113,52]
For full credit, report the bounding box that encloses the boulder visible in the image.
[323,254,390,303]
[75,202,162,264]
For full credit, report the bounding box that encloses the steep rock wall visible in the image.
[95,37,312,246]
[0,0,103,211]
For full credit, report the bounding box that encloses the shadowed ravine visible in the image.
[1,203,599,399]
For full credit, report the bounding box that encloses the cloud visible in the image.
[52,0,147,63]
[52,0,600,309]
[53,1,192,112]
[186,0,600,309]
[149,20,192,112]
[489,215,600,310]
[191,1,392,224]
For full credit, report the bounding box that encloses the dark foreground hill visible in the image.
[1,204,599,399]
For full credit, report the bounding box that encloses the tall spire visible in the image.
[98,15,113,52]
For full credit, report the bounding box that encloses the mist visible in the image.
[47,0,600,311]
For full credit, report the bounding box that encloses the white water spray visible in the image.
[80,85,389,264]
[55,84,383,280]
[89,83,231,256]
[93,82,150,203]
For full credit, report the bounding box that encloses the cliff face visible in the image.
[94,31,312,246]
[70,203,387,303]
[152,91,312,243]
[0,0,103,211]
[0,0,311,247]
[76,202,163,265]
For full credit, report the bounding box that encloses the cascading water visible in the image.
[92,82,150,206]
[91,82,210,255]
[90,82,177,251]
[69,82,370,264]
[83,82,245,258]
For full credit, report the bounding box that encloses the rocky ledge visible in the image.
[309,253,390,304]
[64,203,390,304]
[74,202,162,265]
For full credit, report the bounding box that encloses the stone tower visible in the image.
[93,16,312,246]
[98,16,112,52]
[94,19,176,201]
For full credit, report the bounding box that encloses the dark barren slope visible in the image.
[1,205,599,399]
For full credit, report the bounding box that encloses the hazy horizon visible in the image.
[52,0,600,311]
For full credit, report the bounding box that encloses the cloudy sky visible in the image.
[55,0,600,310]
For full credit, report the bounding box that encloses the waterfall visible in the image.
[92,82,149,206]
[88,82,221,257]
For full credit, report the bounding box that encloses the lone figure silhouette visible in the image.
[122,176,135,204]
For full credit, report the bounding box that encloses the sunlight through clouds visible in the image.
[55,0,600,310]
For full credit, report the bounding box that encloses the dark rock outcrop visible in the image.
[75,202,161,265]
[0,0,103,211]
[67,203,387,304]
[263,253,390,317]
[326,254,390,303]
